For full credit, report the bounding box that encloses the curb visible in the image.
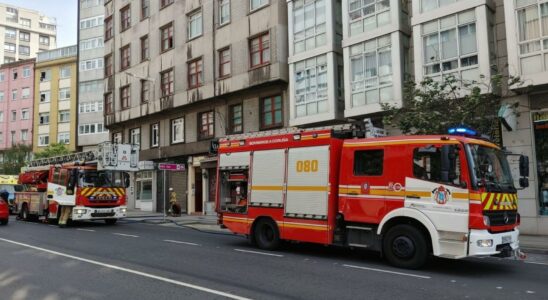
[522,247,548,255]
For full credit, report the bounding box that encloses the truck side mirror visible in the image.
[519,177,529,188]
[519,155,529,177]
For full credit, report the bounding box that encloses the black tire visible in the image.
[105,219,117,225]
[0,218,8,225]
[254,218,280,250]
[383,224,429,269]
[20,204,29,221]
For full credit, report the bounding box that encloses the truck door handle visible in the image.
[406,194,420,199]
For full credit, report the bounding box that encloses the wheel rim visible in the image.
[392,236,415,259]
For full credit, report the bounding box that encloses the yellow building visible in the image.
[33,45,78,153]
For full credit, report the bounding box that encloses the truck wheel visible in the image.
[383,224,428,269]
[20,205,29,221]
[254,219,280,250]
[105,219,117,225]
[0,218,8,225]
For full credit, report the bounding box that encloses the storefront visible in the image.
[533,111,548,216]
[135,171,154,211]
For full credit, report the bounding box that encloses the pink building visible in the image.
[0,59,35,153]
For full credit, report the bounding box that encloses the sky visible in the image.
[3,0,77,47]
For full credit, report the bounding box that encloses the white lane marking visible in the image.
[113,233,139,238]
[164,240,200,246]
[524,261,548,266]
[76,229,95,232]
[342,264,431,279]
[0,237,251,300]
[234,249,283,257]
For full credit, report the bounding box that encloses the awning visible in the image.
[200,156,218,169]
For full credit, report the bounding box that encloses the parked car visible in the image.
[0,184,23,214]
[0,190,9,225]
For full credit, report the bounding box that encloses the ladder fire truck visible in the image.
[15,142,139,226]
[215,122,529,269]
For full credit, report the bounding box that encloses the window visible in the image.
[59,88,71,100]
[40,70,51,82]
[141,80,150,103]
[250,33,270,67]
[151,123,159,147]
[39,113,49,124]
[12,89,17,100]
[4,57,15,64]
[80,37,103,50]
[39,135,49,146]
[80,80,103,93]
[40,91,51,103]
[0,112,3,122]
[161,0,174,8]
[422,10,478,81]
[130,128,141,145]
[105,55,113,77]
[20,18,31,27]
[229,104,243,133]
[5,28,16,39]
[348,0,390,36]
[60,66,71,78]
[161,69,174,96]
[0,72,3,82]
[250,0,268,11]
[79,101,103,113]
[294,54,328,117]
[59,110,70,123]
[421,0,459,12]
[141,0,150,19]
[39,35,50,46]
[19,31,30,42]
[350,35,393,107]
[161,23,174,52]
[413,146,461,185]
[188,10,203,39]
[79,123,106,135]
[188,58,203,88]
[10,131,16,146]
[121,5,131,31]
[113,132,122,143]
[80,16,104,29]
[120,85,130,109]
[199,111,215,139]
[141,35,149,61]
[516,1,548,74]
[80,58,104,71]
[0,92,4,102]
[260,95,283,129]
[0,133,3,144]
[57,132,70,144]
[354,150,384,176]
[23,66,30,78]
[21,129,28,141]
[293,0,326,53]
[219,0,230,25]
[21,87,30,99]
[81,0,104,8]
[4,42,15,53]
[19,45,30,56]
[12,69,17,80]
[171,118,184,143]
[11,110,16,121]
[105,93,113,114]
[120,45,131,70]
[21,109,29,120]
[105,16,113,40]
[219,48,231,77]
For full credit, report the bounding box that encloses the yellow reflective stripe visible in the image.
[251,186,283,191]
[282,223,328,231]
[287,186,329,192]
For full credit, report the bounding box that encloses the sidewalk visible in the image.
[124,210,548,253]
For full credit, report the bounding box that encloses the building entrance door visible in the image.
[533,111,548,215]
[194,168,203,213]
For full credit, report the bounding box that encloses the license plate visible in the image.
[502,235,512,244]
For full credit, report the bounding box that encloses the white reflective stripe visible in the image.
[470,200,482,204]
[338,194,404,201]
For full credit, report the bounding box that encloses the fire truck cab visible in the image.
[216,123,529,269]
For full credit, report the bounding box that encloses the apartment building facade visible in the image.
[0,59,35,163]
[104,0,289,213]
[78,0,109,151]
[0,3,57,64]
[33,46,78,154]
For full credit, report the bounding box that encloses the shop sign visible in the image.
[533,111,548,123]
[159,163,186,171]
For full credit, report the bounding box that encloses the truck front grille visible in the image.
[484,211,517,226]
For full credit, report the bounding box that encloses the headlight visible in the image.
[74,209,87,214]
[483,215,490,226]
[477,239,493,247]
[120,208,127,213]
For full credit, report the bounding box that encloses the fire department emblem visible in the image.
[432,186,451,205]
[56,187,64,196]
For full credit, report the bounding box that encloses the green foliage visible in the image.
[34,143,71,159]
[381,74,523,135]
[0,144,32,175]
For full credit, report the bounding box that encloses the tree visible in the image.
[0,144,32,175]
[34,143,71,159]
[381,74,523,135]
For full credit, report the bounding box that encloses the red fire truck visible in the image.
[215,123,529,269]
[15,142,139,226]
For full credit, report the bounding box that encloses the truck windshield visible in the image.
[80,171,125,188]
[468,144,515,192]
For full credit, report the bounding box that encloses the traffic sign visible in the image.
[158,163,186,171]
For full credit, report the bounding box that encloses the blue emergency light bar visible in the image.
[447,126,478,136]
